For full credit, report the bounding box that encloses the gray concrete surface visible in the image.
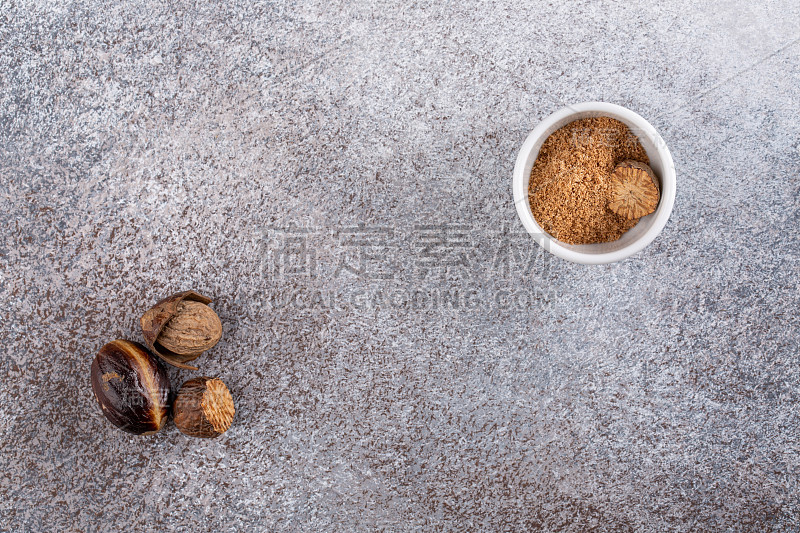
[1,0,800,531]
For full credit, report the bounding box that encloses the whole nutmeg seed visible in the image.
[140,290,222,370]
[174,377,235,438]
[90,340,172,435]
[158,300,222,356]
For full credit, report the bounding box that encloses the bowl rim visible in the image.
[512,101,676,265]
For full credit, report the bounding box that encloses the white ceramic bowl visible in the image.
[512,102,676,264]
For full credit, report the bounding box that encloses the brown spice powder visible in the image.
[528,117,650,245]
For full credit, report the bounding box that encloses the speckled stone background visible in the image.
[2,0,800,531]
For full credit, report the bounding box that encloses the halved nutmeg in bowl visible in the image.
[512,102,676,264]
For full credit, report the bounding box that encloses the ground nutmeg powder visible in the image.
[528,117,650,245]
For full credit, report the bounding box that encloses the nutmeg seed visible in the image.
[173,377,235,438]
[90,340,172,435]
[140,290,221,370]
[608,160,660,219]
[157,300,222,356]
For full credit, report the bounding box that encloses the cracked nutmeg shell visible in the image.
[90,340,172,435]
[140,290,222,370]
[608,159,661,219]
[173,377,235,438]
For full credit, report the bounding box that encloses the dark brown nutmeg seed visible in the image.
[140,290,222,370]
[90,340,172,435]
[174,377,235,438]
